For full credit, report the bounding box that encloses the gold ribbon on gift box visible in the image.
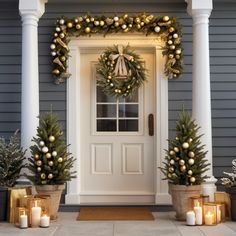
[8,186,32,223]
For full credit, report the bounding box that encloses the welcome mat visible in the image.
[77,207,154,221]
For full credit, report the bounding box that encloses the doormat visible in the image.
[77,207,154,221]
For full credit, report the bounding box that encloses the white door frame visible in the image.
[65,34,171,205]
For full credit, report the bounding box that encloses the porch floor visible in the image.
[0,212,236,236]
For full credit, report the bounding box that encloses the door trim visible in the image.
[65,35,171,204]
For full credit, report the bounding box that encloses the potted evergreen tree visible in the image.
[27,113,76,220]
[160,109,210,220]
[0,131,27,221]
[221,159,236,221]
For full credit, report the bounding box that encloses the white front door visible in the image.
[80,49,155,204]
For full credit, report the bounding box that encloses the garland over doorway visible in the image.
[50,13,184,84]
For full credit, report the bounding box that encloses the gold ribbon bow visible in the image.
[109,45,133,77]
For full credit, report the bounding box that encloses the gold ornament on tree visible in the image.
[48,135,55,142]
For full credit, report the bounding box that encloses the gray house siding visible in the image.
[0,1,236,185]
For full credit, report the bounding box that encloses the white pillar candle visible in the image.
[20,212,28,229]
[40,215,50,228]
[186,211,196,226]
[205,211,214,225]
[31,201,41,227]
[194,202,202,225]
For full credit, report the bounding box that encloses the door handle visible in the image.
[148,114,154,136]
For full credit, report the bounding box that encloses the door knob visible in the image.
[148,114,154,136]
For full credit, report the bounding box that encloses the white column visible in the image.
[185,0,216,201]
[19,0,47,151]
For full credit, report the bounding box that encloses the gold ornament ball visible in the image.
[163,16,170,22]
[59,32,65,38]
[175,55,181,60]
[189,138,193,143]
[179,159,185,166]
[188,170,193,175]
[76,24,81,29]
[170,159,175,165]
[54,33,58,37]
[42,146,49,153]
[188,158,195,165]
[85,27,91,33]
[49,135,55,142]
[154,26,161,33]
[182,142,189,149]
[168,54,174,59]
[136,24,141,29]
[180,165,186,172]
[48,173,53,179]
[175,49,182,55]
[188,151,195,158]
[190,177,196,183]
[34,154,39,159]
[170,45,175,50]
[175,136,179,140]
[169,150,175,155]
[114,22,120,27]
[41,173,46,179]
[175,157,180,161]
[52,151,57,157]
[167,173,172,178]
[169,27,175,33]
[36,160,42,166]
[74,18,79,23]
[67,22,73,28]
[123,14,128,19]
[168,40,173,45]
[46,152,51,159]
[60,56,66,62]
[58,157,63,163]
[100,20,105,26]
[78,16,83,22]
[39,140,45,147]
[110,83,114,87]
[86,18,90,23]
[123,28,129,33]
[135,17,141,23]
[169,167,174,173]
[37,167,41,172]
[90,17,95,22]
[48,161,54,166]
[53,69,60,75]
[140,22,145,26]
[174,147,179,153]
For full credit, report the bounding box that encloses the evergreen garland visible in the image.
[96,44,146,98]
[27,113,76,185]
[0,130,27,187]
[160,109,210,185]
[50,13,183,84]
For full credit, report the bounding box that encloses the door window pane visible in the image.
[119,89,138,103]
[97,119,117,131]
[119,104,138,118]
[119,120,138,132]
[97,104,116,118]
[96,86,116,103]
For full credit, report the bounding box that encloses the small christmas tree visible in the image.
[27,113,76,185]
[161,109,210,185]
[0,130,27,187]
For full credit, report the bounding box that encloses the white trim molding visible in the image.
[185,0,217,201]
[66,35,170,204]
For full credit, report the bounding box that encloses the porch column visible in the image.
[19,0,47,151]
[185,0,216,201]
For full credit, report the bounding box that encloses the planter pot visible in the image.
[169,183,201,221]
[226,187,236,221]
[0,187,8,221]
[35,184,65,220]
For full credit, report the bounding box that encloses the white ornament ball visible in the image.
[189,138,193,143]
[173,33,178,39]
[154,26,161,33]
[170,159,175,165]
[190,176,196,183]
[188,170,193,175]
[49,135,55,142]
[48,173,53,179]
[188,151,195,158]
[174,147,179,153]
[56,27,61,32]
[39,141,45,147]
[59,19,65,25]
[188,158,195,165]
[169,150,175,156]
[52,151,57,157]
[51,51,57,56]
[48,161,54,166]
[58,157,63,163]
[182,142,189,149]
[42,146,49,153]
[122,24,127,29]
[34,154,39,159]
[94,21,100,26]
[37,167,41,172]
[114,16,119,21]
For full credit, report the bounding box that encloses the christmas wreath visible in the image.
[96,44,146,97]
[50,13,183,84]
